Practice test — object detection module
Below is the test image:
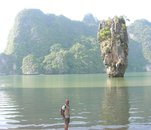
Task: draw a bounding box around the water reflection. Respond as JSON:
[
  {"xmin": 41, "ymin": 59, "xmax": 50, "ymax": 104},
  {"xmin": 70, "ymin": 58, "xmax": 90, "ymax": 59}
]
[
  {"xmin": 0, "ymin": 88, "xmax": 68, "ymax": 129},
  {"xmin": 1, "ymin": 73, "xmax": 151, "ymax": 129},
  {"xmin": 101, "ymin": 78, "xmax": 130, "ymax": 130},
  {"xmin": 0, "ymin": 90, "xmax": 22, "ymax": 129}
]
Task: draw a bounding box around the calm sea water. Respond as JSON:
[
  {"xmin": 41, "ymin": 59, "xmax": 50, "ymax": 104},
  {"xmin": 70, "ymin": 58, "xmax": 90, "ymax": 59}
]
[{"xmin": 0, "ymin": 72, "xmax": 151, "ymax": 130}]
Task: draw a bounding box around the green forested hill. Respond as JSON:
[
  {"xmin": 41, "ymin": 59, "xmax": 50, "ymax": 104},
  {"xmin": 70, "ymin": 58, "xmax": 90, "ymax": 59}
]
[
  {"xmin": 5, "ymin": 9, "xmax": 98, "ymax": 57},
  {"xmin": 128, "ymin": 19, "xmax": 151, "ymax": 64},
  {"xmin": 0, "ymin": 9, "xmax": 151, "ymax": 75},
  {"xmin": 2, "ymin": 9, "xmax": 103, "ymax": 74}
]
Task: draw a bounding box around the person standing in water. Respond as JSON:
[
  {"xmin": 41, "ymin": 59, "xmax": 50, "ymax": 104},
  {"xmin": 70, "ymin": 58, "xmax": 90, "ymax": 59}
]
[{"xmin": 60, "ymin": 99, "xmax": 70, "ymax": 130}]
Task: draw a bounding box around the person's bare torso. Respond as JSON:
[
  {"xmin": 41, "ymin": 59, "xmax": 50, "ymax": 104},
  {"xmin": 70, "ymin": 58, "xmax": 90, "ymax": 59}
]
[{"xmin": 64, "ymin": 105, "xmax": 70, "ymax": 118}]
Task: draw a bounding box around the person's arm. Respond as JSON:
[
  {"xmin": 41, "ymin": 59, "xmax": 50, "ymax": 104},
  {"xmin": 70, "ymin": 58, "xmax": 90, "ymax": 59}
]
[{"xmin": 61, "ymin": 105, "xmax": 66, "ymax": 119}]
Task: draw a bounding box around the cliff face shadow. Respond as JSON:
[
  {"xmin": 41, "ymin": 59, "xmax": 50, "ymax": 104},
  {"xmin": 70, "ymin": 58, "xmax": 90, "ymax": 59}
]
[{"xmin": 100, "ymin": 78, "xmax": 130, "ymax": 130}]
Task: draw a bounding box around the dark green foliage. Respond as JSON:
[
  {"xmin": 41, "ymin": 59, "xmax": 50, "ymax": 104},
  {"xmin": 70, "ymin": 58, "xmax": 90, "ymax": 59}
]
[
  {"xmin": 5, "ymin": 9, "xmax": 97, "ymax": 56},
  {"xmin": 22, "ymin": 54, "xmax": 40, "ymax": 74},
  {"xmin": 69, "ymin": 37, "xmax": 103, "ymax": 73},
  {"xmin": 99, "ymin": 27, "xmax": 111, "ymax": 41},
  {"xmin": 42, "ymin": 43, "xmax": 75, "ymax": 74},
  {"xmin": 3, "ymin": 9, "xmax": 102, "ymax": 74},
  {"xmin": 128, "ymin": 19, "xmax": 151, "ymax": 64},
  {"xmin": 127, "ymin": 39, "xmax": 148, "ymax": 71},
  {"xmin": 42, "ymin": 48, "xmax": 69, "ymax": 74},
  {"xmin": 1, "ymin": 9, "xmax": 151, "ymax": 74},
  {"xmin": 42, "ymin": 37, "xmax": 104, "ymax": 74}
]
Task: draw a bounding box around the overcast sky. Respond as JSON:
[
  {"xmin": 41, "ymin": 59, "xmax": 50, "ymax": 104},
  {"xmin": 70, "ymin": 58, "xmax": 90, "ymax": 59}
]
[{"xmin": 0, "ymin": 0, "xmax": 150, "ymax": 53}]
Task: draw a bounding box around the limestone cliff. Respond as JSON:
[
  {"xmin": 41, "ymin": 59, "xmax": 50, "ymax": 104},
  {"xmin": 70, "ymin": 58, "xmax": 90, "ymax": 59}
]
[{"xmin": 98, "ymin": 16, "xmax": 128, "ymax": 77}]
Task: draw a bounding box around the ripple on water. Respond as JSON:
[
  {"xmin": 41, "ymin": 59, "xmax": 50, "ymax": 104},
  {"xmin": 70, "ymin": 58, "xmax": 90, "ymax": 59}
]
[
  {"xmin": 70, "ymin": 121, "xmax": 87, "ymax": 125},
  {"xmin": 71, "ymin": 116, "xmax": 87, "ymax": 119},
  {"xmin": 78, "ymin": 111, "xmax": 91, "ymax": 114}
]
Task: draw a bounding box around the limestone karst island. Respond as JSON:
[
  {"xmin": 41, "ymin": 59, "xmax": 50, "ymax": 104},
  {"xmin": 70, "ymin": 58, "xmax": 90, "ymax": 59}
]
[{"xmin": 97, "ymin": 16, "xmax": 128, "ymax": 77}]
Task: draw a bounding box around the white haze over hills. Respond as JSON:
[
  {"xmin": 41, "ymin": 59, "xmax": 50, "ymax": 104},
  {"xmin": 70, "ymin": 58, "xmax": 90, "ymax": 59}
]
[{"xmin": 0, "ymin": 0, "xmax": 150, "ymax": 52}]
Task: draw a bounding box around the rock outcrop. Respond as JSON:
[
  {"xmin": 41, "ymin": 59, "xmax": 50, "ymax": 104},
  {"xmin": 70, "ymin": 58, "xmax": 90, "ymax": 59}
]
[{"xmin": 98, "ymin": 16, "xmax": 128, "ymax": 77}]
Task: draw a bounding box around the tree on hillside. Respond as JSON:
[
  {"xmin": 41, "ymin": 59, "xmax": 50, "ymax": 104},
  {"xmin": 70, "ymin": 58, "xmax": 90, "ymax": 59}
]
[
  {"xmin": 43, "ymin": 45, "xmax": 70, "ymax": 74},
  {"xmin": 22, "ymin": 54, "xmax": 40, "ymax": 74}
]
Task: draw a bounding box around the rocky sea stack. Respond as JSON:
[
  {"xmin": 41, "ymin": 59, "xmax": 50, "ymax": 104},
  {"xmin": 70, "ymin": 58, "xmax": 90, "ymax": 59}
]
[{"xmin": 98, "ymin": 16, "xmax": 128, "ymax": 77}]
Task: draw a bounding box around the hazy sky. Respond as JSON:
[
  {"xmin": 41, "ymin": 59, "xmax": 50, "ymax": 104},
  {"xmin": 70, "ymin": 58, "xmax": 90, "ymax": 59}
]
[{"xmin": 0, "ymin": 0, "xmax": 150, "ymax": 53}]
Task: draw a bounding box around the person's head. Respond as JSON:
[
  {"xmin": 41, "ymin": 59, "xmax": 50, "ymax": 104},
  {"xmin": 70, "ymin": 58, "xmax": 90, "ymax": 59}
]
[{"xmin": 65, "ymin": 99, "xmax": 69, "ymax": 105}]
